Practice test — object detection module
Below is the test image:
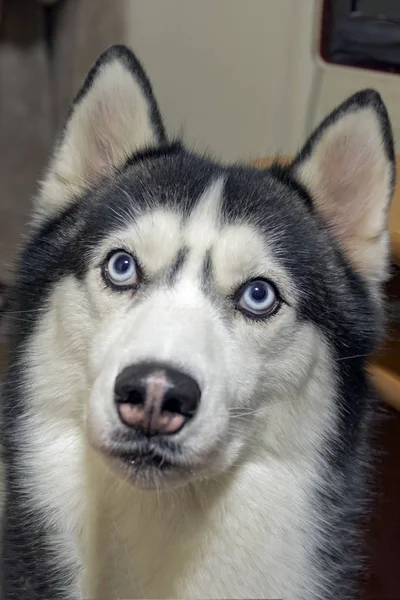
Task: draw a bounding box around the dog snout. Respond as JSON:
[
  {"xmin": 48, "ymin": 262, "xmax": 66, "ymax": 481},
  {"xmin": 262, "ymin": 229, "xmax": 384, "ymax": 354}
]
[{"xmin": 114, "ymin": 363, "xmax": 201, "ymax": 435}]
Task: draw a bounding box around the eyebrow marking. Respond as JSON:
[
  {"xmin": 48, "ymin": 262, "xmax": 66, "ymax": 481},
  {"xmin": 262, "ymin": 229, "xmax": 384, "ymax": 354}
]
[
  {"xmin": 166, "ymin": 247, "xmax": 189, "ymax": 285},
  {"xmin": 201, "ymin": 249, "xmax": 213, "ymax": 292}
]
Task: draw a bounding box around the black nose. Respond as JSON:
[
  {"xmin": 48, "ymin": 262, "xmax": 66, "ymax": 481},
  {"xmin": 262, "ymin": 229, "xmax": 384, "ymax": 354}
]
[{"xmin": 114, "ymin": 363, "xmax": 201, "ymax": 435}]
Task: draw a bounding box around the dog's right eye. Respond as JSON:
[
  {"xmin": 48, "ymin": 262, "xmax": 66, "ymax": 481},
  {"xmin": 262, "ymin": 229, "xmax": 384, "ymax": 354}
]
[{"xmin": 104, "ymin": 251, "xmax": 138, "ymax": 288}]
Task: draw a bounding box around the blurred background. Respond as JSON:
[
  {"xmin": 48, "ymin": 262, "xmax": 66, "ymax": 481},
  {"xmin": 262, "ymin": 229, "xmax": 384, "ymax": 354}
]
[
  {"xmin": 0, "ymin": 1, "xmax": 400, "ymax": 598},
  {"xmin": 2, "ymin": 0, "xmax": 400, "ymax": 281}
]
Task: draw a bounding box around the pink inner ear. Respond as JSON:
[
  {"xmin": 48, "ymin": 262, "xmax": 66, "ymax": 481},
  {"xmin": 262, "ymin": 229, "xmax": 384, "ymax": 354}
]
[
  {"xmin": 82, "ymin": 139, "xmax": 111, "ymax": 185},
  {"xmin": 294, "ymin": 100, "xmax": 393, "ymax": 283},
  {"xmin": 83, "ymin": 99, "xmax": 126, "ymax": 183},
  {"xmin": 317, "ymin": 129, "xmax": 386, "ymax": 241}
]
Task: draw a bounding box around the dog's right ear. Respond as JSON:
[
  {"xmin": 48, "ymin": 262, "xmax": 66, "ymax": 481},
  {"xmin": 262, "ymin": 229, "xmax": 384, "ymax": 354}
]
[{"xmin": 36, "ymin": 45, "xmax": 167, "ymax": 220}]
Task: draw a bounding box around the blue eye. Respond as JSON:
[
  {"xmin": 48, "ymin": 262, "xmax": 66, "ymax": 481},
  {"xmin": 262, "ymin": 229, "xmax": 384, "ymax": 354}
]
[
  {"xmin": 105, "ymin": 251, "xmax": 137, "ymax": 287},
  {"xmin": 238, "ymin": 280, "xmax": 279, "ymax": 316}
]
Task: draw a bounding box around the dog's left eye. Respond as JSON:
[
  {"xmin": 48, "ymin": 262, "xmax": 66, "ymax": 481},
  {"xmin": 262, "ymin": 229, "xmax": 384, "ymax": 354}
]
[
  {"xmin": 237, "ymin": 280, "xmax": 279, "ymax": 317},
  {"xmin": 104, "ymin": 251, "xmax": 138, "ymax": 287}
]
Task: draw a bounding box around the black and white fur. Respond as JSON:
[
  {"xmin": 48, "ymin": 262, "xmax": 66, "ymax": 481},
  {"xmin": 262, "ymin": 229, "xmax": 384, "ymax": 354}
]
[{"xmin": 0, "ymin": 45, "xmax": 395, "ymax": 599}]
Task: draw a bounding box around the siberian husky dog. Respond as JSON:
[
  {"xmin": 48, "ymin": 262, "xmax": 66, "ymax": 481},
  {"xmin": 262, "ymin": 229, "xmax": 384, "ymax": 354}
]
[{"xmin": 1, "ymin": 45, "xmax": 395, "ymax": 600}]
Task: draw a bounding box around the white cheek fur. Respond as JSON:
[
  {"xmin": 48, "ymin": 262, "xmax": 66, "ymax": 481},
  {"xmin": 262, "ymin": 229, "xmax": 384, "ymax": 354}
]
[{"xmin": 12, "ymin": 178, "xmax": 336, "ymax": 600}]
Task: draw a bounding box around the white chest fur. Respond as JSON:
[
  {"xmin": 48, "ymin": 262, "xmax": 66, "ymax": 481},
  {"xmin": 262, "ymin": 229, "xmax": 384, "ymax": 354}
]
[{"xmin": 81, "ymin": 449, "xmax": 321, "ymax": 600}]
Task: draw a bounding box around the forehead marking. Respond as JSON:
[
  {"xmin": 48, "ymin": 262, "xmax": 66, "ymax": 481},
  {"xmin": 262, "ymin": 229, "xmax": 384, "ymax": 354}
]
[
  {"xmin": 201, "ymin": 249, "xmax": 213, "ymax": 292},
  {"xmin": 182, "ymin": 178, "xmax": 225, "ymax": 280},
  {"xmin": 167, "ymin": 247, "xmax": 189, "ymax": 285}
]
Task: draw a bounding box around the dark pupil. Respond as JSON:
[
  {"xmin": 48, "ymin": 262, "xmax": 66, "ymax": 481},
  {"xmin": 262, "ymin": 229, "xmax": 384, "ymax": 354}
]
[
  {"xmin": 250, "ymin": 283, "xmax": 267, "ymax": 302},
  {"xmin": 115, "ymin": 255, "xmax": 131, "ymax": 274}
]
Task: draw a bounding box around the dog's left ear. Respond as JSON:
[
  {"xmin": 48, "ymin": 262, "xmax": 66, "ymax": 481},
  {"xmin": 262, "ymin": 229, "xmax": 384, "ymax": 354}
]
[
  {"xmin": 37, "ymin": 45, "xmax": 166, "ymax": 220},
  {"xmin": 291, "ymin": 90, "xmax": 395, "ymax": 285}
]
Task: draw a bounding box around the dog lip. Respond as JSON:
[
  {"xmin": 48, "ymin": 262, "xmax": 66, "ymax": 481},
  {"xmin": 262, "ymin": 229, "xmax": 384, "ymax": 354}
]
[
  {"xmin": 118, "ymin": 451, "xmax": 174, "ymax": 470},
  {"xmin": 96, "ymin": 438, "xmax": 203, "ymax": 488},
  {"xmin": 104, "ymin": 440, "xmax": 182, "ymax": 472}
]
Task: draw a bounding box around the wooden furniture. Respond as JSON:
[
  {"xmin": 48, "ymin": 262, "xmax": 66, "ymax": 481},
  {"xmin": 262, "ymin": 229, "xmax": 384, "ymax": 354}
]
[{"xmin": 255, "ymin": 157, "xmax": 400, "ymax": 412}]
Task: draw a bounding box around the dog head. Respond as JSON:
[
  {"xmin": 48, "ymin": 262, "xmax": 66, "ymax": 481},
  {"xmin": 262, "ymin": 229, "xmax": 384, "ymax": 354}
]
[{"xmin": 21, "ymin": 46, "xmax": 394, "ymax": 489}]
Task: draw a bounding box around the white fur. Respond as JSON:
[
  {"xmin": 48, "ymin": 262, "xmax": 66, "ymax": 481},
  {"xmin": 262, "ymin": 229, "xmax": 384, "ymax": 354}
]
[{"xmin": 19, "ymin": 179, "xmax": 337, "ymax": 599}]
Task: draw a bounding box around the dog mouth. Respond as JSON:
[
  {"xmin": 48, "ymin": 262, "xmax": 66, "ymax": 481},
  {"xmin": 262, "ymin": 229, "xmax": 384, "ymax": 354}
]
[
  {"xmin": 118, "ymin": 451, "xmax": 175, "ymax": 471},
  {"xmin": 99, "ymin": 439, "xmax": 191, "ymax": 488}
]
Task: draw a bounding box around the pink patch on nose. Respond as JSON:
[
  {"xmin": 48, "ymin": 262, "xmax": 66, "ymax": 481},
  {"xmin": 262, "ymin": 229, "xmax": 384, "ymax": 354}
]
[{"xmin": 118, "ymin": 370, "xmax": 187, "ymax": 435}]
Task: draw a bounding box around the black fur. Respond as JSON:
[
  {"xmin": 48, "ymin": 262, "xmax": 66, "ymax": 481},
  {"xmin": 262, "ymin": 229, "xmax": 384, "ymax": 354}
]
[
  {"xmin": 201, "ymin": 249, "xmax": 213, "ymax": 292},
  {"xmin": 125, "ymin": 141, "xmax": 183, "ymax": 168},
  {"xmin": 1, "ymin": 45, "xmax": 395, "ymax": 599},
  {"xmin": 0, "ymin": 281, "xmax": 8, "ymax": 316},
  {"xmin": 167, "ymin": 247, "xmax": 189, "ymax": 286}
]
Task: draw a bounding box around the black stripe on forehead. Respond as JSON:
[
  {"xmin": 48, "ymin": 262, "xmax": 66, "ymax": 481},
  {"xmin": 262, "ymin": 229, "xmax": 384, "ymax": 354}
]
[
  {"xmin": 166, "ymin": 246, "xmax": 213, "ymax": 292},
  {"xmin": 166, "ymin": 247, "xmax": 189, "ymax": 285}
]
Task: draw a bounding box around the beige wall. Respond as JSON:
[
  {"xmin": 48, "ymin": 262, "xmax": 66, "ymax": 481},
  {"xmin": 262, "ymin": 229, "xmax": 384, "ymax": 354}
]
[
  {"xmin": 310, "ymin": 60, "xmax": 400, "ymax": 153},
  {"xmin": 123, "ymin": 0, "xmax": 316, "ymax": 161},
  {"xmin": 122, "ymin": 0, "xmax": 400, "ymax": 160}
]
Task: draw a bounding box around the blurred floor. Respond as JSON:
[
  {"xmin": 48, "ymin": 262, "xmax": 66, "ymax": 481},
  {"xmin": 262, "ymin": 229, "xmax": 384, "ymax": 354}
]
[{"xmin": 363, "ymin": 406, "xmax": 400, "ymax": 599}]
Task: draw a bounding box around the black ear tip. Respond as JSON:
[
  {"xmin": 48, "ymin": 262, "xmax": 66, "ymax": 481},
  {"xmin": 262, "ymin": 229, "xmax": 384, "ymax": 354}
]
[
  {"xmin": 291, "ymin": 86, "xmax": 395, "ymax": 176},
  {"xmin": 350, "ymin": 88, "xmax": 382, "ymax": 103},
  {"xmin": 69, "ymin": 43, "xmax": 167, "ymax": 147},
  {"xmin": 89, "ymin": 44, "xmax": 144, "ymax": 74},
  {"xmin": 96, "ymin": 44, "xmax": 138, "ymax": 65},
  {"xmin": 346, "ymin": 88, "xmax": 386, "ymax": 111},
  {"xmin": 348, "ymin": 89, "xmax": 394, "ymax": 167},
  {"xmin": 72, "ymin": 43, "xmax": 153, "ymax": 114}
]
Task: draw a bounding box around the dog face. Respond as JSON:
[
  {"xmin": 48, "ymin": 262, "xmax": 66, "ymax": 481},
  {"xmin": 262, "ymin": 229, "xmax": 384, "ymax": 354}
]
[{"xmin": 19, "ymin": 46, "xmax": 394, "ymax": 489}]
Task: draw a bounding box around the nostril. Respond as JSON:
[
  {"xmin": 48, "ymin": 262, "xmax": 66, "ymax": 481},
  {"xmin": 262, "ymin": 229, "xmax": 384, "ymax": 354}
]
[
  {"xmin": 126, "ymin": 389, "xmax": 144, "ymax": 406},
  {"xmin": 115, "ymin": 387, "xmax": 144, "ymax": 405},
  {"xmin": 162, "ymin": 394, "xmax": 182, "ymax": 415},
  {"xmin": 162, "ymin": 393, "xmax": 198, "ymax": 418}
]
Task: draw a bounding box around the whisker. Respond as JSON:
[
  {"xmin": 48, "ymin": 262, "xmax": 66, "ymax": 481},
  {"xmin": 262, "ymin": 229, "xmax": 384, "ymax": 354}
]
[{"xmin": 335, "ymin": 354, "xmax": 370, "ymax": 362}]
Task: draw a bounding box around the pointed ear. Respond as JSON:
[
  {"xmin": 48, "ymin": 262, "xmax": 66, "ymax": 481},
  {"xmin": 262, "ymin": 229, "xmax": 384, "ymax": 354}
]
[
  {"xmin": 291, "ymin": 90, "xmax": 395, "ymax": 286},
  {"xmin": 37, "ymin": 45, "xmax": 167, "ymax": 219}
]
